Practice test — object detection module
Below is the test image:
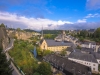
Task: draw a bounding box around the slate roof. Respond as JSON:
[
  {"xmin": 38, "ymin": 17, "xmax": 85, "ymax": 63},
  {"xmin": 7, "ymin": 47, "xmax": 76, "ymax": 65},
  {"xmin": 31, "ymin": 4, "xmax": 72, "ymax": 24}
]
[
  {"xmin": 66, "ymin": 47, "xmax": 73, "ymax": 51},
  {"xmin": 45, "ymin": 39, "xmax": 73, "ymax": 47},
  {"xmin": 81, "ymin": 47, "xmax": 94, "ymax": 53},
  {"xmin": 90, "ymin": 52, "xmax": 100, "ymax": 59},
  {"xmin": 68, "ymin": 51, "xmax": 97, "ymax": 63},
  {"xmin": 67, "ymin": 47, "xmax": 81, "ymax": 53},
  {"xmin": 81, "ymin": 41, "xmax": 96, "ymax": 45},
  {"xmin": 43, "ymin": 54, "xmax": 92, "ymax": 75}
]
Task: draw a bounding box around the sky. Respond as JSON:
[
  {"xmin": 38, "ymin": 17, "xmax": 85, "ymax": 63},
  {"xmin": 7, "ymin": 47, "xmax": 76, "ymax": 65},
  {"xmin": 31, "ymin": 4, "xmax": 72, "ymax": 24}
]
[{"xmin": 0, "ymin": 0, "xmax": 100, "ymax": 30}]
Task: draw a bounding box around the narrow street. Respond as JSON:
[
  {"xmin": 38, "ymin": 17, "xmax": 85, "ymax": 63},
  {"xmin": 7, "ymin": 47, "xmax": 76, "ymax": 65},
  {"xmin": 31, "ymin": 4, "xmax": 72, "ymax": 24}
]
[{"xmin": 4, "ymin": 39, "xmax": 21, "ymax": 75}]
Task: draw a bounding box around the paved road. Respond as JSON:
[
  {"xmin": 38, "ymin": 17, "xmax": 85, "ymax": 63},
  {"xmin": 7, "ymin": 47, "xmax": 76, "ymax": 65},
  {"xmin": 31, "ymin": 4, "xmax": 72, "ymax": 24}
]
[{"xmin": 4, "ymin": 39, "xmax": 21, "ymax": 75}]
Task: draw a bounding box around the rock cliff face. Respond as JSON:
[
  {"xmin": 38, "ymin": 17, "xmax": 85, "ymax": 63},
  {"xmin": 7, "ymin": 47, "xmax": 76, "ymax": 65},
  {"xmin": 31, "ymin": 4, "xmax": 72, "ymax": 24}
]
[
  {"xmin": 7, "ymin": 30, "xmax": 33, "ymax": 40},
  {"xmin": 15, "ymin": 31, "xmax": 33, "ymax": 40},
  {"xmin": 0, "ymin": 27, "xmax": 9, "ymax": 50}
]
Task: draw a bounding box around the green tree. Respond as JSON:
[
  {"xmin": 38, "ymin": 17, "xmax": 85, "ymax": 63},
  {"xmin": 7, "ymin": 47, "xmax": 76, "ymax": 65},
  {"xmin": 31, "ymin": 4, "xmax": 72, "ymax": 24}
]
[
  {"xmin": 80, "ymin": 30, "xmax": 88, "ymax": 38},
  {"xmin": 79, "ymin": 36, "xmax": 84, "ymax": 42},
  {"xmin": 44, "ymin": 34, "xmax": 57, "ymax": 39},
  {"xmin": 37, "ymin": 47, "xmax": 42, "ymax": 56},
  {"xmin": 43, "ymin": 50, "xmax": 52, "ymax": 56},
  {"xmin": 0, "ymin": 23, "xmax": 5, "ymax": 27},
  {"xmin": 93, "ymin": 27, "xmax": 100, "ymax": 42},
  {"xmin": 94, "ymin": 27, "xmax": 100, "ymax": 38},
  {"xmin": 0, "ymin": 48, "xmax": 13, "ymax": 75},
  {"xmin": 33, "ymin": 72, "xmax": 40, "ymax": 75},
  {"xmin": 60, "ymin": 49, "xmax": 66, "ymax": 56},
  {"xmin": 16, "ymin": 28, "xmax": 21, "ymax": 31},
  {"xmin": 76, "ymin": 45, "xmax": 81, "ymax": 49},
  {"xmin": 37, "ymin": 62, "xmax": 52, "ymax": 75}
]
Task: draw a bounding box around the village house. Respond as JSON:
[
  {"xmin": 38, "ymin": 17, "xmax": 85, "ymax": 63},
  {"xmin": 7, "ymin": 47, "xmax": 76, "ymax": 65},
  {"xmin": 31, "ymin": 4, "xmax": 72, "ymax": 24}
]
[{"xmin": 80, "ymin": 41, "xmax": 96, "ymax": 49}]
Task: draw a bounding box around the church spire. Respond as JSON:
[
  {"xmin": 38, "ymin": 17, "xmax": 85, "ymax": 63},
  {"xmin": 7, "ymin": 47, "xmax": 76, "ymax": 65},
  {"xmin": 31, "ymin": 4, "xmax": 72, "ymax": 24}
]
[{"xmin": 41, "ymin": 25, "xmax": 44, "ymax": 39}]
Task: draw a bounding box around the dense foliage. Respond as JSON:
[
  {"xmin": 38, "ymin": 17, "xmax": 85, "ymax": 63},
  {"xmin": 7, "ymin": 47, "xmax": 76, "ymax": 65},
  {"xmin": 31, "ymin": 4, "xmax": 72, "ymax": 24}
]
[
  {"xmin": 9, "ymin": 40, "xmax": 53, "ymax": 75},
  {"xmin": 0, "ymin": 23, "xmax": 5, "ymax": 27},
  {"xmin": 9, "ymin": 40, "xmax": 38, "ymax": 75},
  {"xmin": 40, "ymin": 30, "xmax": 63, "ymax": 34},
  {"xmin": 36, "ymin": 47, "xmax": 53, "ymax": 57},
  {"xmin": 44, "ymin": 34, "xmax": 57, "ymax": 39},
  {"xmin": 74, "ymin": 27, "xmax": 100, "ymax": 42},
  {"xmin": 0, "ymin": 48, "xmax": 13, "ymax": 75},
  {"xmin": 24, "ymin": 29, "xmax": 37, "ymax": 32},
  {"xmin": 60, "ymin": 49, "xmax": 66, "ymax": 56},
  {"xmin": 37, "ymin": 62, "xmax": 52, "ymax": 75}
]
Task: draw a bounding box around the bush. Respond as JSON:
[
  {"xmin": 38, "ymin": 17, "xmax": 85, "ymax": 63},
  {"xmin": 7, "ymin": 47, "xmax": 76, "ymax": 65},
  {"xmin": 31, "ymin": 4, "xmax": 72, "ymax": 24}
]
[
  {"xmin": 37, "ymin": 62, "xmax": 52, "ymax": 75},
  {"xmin": 33, "ymin": 72, "xmax": 40, "ymax": 75}
]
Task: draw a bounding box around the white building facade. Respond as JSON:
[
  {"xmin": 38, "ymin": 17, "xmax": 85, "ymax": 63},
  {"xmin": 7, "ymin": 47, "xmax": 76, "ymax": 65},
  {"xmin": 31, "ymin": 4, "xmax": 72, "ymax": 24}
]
[{"xmin": 68, "ymin": 58, "xmax": 98, "ymax": 72}]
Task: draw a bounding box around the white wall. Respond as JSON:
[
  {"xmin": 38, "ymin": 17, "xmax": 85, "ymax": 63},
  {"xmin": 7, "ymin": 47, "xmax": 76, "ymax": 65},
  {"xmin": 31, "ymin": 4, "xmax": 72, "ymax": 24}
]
[
  {"xmin": 81, "ymin": 44, "xmax": 96, "ymax": 49},
  {"xmin": 97, "ymin": 59, "xmax": 100, "ymax": 64},
  {"xmin": 68, "ymin": 58, "xmax": 98, "ymax": 72}
]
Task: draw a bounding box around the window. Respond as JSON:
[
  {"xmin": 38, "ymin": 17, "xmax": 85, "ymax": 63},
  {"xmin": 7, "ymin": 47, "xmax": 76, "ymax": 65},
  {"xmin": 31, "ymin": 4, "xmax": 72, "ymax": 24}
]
[
  {"xmin": 44, "ymin": 46, "xmax": 45, "ymax": 49},
  {"xmin": 93, "ymin": 64, "xmax": 95, "ymax": 66},
  {"xmin": 93, "ymin": 68, "xmax": 95, "ymax": 71}
]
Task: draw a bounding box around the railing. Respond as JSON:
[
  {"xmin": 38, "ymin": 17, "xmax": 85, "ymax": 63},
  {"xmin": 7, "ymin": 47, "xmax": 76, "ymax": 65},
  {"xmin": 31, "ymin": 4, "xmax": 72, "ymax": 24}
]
[{"xmin": 9, "ymin": 54, "xmax": 25, "ymax": 75}]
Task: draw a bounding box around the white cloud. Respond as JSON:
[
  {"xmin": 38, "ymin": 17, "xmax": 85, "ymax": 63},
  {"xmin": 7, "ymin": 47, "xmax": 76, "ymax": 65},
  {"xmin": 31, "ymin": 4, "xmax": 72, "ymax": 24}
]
[
  {"xmin": 85, "ymin": 13, "xmax": 100, "ymax": 18},
  {"xmin": 77, "ymin": 19, "xmax": 87, "ymax": 23},
  {"xmin": 0, "ymin": 11, "xmax": 100, "ymax": 30},
  {"xmin": 0, "ymin": 11, "xmax": 73, "ymax": 30}
]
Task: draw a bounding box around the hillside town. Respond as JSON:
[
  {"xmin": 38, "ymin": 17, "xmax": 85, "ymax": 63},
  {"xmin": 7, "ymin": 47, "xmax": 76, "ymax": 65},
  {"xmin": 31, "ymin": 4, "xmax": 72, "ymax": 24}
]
[
  {"xmin": 0, "ymin": 23, "xmax": 100, "ymax": 75},
  {"xmin": 39, "ymin": 30, "xmax": 100, "ymax": 75}
]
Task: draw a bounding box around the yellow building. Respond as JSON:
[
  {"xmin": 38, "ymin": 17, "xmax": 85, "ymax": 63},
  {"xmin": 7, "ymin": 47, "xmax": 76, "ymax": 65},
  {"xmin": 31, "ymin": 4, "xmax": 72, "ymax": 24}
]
[{"xmin": 40, "ymin": 39, "xmax": 73, "ymax": 52}]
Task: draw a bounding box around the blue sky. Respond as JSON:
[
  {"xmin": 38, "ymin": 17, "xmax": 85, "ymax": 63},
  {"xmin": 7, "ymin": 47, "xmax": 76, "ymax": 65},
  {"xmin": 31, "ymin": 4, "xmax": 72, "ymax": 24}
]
[{"xmin": 0, "ymin": 0, "xmax": 100, "ymax": 30}]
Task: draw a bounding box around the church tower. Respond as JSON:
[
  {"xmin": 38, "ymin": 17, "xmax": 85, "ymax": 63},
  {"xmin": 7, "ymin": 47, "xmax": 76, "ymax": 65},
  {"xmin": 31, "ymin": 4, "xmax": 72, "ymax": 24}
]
[{"xmin": 62, "ymin": 30, "xmax": 66, "ymax": 41}]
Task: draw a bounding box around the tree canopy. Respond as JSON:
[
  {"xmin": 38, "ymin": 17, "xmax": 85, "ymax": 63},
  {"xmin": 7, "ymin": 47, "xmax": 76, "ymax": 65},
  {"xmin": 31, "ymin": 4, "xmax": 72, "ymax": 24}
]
[
  {"xmin": 94, "ymin": 27, "xmax": 100, "ymax": 38},
  {"xmin": 0, "ymin": 23, "xmax": 5, "ymax": 27},
  {"xmin": 37, "ymin": 62, "xmax": 52, "ymax": 75}
]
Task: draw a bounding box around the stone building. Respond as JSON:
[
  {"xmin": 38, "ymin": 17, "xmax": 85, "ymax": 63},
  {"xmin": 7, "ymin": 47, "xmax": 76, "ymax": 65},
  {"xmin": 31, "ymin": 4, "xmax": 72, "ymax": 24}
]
[
  {"xmin": 43, "ymin": 54, "xmax": 92, "ymax": 75},
  {"xmin": 68, "ymin": 51, "xmax": 98, "ymax": 72},
  {"xmin": 39, "ymin": 39, "xmax": 73, "ymax": 52}
]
